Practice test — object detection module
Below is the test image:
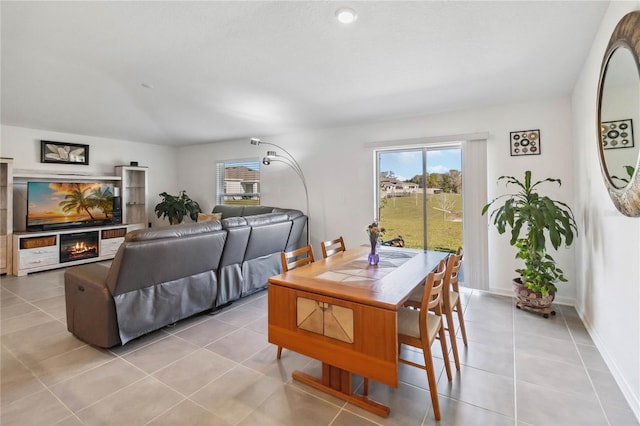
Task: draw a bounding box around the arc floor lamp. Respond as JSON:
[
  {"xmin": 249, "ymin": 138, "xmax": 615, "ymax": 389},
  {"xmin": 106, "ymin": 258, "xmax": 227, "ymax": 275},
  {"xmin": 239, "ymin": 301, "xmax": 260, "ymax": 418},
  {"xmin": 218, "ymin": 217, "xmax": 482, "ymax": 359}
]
[{"xmin": 250, "ymin": 138, "xmax": 310, "ymax": 243}]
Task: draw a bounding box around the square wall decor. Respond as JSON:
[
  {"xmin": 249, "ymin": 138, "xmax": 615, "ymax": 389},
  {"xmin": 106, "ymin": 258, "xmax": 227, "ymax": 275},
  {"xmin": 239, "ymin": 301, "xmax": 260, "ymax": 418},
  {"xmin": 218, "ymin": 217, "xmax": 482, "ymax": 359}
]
[
  {"xmin": 601, "ymin": 119, "xmax": 634, "ymax": 150},
  {"xmin": 510, "ymin": 129, "xmax": 541, "ymax": 156}
]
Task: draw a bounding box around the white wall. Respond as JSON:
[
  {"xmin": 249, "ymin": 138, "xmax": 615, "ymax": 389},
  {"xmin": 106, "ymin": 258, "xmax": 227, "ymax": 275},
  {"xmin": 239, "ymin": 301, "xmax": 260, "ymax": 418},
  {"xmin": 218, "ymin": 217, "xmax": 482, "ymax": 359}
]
[
  {"xmin": 2, "ymin": 6, "xmax": 637, "ymax": 414},
  {"xmin": 572, "ymin": 2, "xmax": 640, "ymax": 419},
  {"xmin": 177, "ymin": 96, "xmax": 576, "ymax": 302},
  {"xmin": 0, "ymin": 125, "xmax": 179, "ymax": 228}
]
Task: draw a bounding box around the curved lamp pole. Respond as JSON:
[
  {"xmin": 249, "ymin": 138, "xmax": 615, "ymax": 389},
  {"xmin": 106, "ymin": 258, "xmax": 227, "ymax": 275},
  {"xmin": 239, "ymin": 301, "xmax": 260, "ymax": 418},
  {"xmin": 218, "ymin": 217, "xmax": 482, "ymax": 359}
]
[{"xmin": 251, "ymin": 138, "xmax": 310, "ymax": 243}]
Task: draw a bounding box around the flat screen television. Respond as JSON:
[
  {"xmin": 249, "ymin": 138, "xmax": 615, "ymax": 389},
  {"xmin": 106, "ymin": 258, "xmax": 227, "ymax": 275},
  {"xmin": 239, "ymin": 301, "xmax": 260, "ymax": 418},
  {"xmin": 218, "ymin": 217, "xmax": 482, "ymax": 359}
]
[{"xmin": 27, "ymin": 181, "xmax": 115, "ymax": 231}]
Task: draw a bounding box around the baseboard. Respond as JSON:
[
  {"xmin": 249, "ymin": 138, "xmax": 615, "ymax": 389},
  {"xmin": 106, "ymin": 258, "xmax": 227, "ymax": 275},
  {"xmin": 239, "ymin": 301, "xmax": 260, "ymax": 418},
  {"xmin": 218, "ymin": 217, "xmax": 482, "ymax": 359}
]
[{"xmin": 576, "ymin": 306, "xmax": 640, "ymax": 423}]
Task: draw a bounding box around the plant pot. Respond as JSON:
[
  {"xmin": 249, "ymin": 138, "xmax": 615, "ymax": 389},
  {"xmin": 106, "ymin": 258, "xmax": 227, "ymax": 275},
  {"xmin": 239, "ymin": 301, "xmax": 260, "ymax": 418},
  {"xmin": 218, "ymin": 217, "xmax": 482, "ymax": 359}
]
[{"xmin": 512, "ymin": 278, "xmax": 555, "ymax": 309}]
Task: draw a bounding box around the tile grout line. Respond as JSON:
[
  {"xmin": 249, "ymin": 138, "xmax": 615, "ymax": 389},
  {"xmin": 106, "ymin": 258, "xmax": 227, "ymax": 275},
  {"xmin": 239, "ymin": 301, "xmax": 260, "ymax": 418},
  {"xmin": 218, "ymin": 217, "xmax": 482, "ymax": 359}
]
[
  {"xmin": 560, "ymin": 307, "xmax": 612, "ymax": 426},
  {"xmin": 2, "ymin": 333, "xmax": 87, "ymax": 424},
  {"xmin": 141, "ymin": 305, "xmax": 298, "ymax": 425}
]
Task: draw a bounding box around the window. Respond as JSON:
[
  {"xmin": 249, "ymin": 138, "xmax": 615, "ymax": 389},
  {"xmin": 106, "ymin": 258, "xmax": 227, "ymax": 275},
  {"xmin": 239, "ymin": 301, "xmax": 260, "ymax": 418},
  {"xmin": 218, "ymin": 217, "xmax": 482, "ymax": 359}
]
[
  {"xmin": 376, "ymin": 146, "xmax": 463, "ymax": 252},
  {"xmin": 216, "ymin": 159, "xmax": 260, "ymax": 205},
  {"xmin": 371, "ymin": 134, "xmax": 489, "ymax": 290}
]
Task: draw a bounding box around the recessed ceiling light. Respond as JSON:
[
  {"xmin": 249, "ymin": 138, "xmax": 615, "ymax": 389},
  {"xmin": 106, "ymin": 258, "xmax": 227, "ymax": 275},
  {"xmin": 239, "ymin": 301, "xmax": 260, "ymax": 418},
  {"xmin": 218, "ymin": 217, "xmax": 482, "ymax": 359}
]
[{"xmin": 335, "ymin": 7, "xmax": 357, "ymax": 24}]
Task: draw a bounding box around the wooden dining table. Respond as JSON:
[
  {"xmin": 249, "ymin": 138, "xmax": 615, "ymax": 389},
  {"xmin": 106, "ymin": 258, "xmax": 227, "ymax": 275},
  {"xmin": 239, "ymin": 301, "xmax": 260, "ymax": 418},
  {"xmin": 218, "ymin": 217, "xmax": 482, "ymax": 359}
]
[{"xmin": 267, "ymin": 245, "xmax": 448, "ymax": 417}]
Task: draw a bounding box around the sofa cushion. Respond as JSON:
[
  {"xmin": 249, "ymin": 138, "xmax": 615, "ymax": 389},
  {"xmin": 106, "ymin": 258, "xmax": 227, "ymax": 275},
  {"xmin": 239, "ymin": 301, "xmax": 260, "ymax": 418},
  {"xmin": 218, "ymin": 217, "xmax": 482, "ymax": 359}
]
[
  {"xmin": 242, "ymin": 205, "xmax": 275, "ymax": 216},
  {"xmin": 125, "ymin": 221, "xmax": 222, "ymax": 242},
  {"xmin": 243, "ymin": 212, "xmax": 289, "ymax": 226},
  {"xmin": 221, "ymin": 216, "xmax": 248, "ymax": 228},
  {"xmin": 244, "ymin": 214, "xmax": 292, "ymax": 259},
  {"xmin": 273, "ymin": 208, "xmax": 304, "ymax": 220}
]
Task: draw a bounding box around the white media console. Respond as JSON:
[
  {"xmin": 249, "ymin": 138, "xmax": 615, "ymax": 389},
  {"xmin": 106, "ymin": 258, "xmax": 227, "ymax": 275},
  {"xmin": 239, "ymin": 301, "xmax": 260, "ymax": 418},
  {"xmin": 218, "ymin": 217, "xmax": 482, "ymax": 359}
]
[{"xmin": 12, "ymin": 223, "xmax": 145, "ymax": 276}]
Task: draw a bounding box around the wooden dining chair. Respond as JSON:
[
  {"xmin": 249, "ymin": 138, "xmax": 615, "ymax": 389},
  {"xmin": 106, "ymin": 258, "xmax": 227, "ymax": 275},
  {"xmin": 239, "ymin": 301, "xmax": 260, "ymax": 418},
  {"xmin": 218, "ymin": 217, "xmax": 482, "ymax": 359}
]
[
  {"xmin": 277, "ymin": 244, "xmax": 315, "ymax": 359},
  {"xmin": 448, "ymin": 247, "xmax": 468, "ymax": 347},
  {"xmin": 281, "ymin": 244, "xmax": 315, "ymax": 272},
  {"xmin": 403, "ymin": 247, "xmax": 467, "ymax": 371},
  {"xmin": 320, "ymin": 236, "xmax": 346, "ymax": 258},
  {"xmin": 397, "ymin": 259, "xmax": 452, "ymax": 421}
]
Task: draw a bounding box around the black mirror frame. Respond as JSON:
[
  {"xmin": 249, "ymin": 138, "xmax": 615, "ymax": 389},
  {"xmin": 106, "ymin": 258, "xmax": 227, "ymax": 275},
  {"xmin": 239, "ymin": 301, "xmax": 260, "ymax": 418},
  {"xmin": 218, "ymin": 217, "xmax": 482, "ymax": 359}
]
[{"xmin": 597, "ymin": 11, "xmax": 640, "ymax": 216}]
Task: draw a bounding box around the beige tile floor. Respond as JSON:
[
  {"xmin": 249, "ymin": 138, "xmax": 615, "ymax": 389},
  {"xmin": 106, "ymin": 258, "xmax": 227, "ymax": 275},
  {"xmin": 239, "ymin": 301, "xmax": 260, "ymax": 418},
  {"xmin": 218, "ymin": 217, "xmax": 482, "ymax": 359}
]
[{"xmin": 1, "ymin": 265, "xmax": 638, "ymax": 426}]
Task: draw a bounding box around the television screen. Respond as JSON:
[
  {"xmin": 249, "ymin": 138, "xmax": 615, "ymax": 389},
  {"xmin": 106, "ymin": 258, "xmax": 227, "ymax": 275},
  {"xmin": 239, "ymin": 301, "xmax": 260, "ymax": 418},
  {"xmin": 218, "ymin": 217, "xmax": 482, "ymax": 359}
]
[{"xmin": 27, "ymin": 182, "xmax": 115, "ymax": 230}]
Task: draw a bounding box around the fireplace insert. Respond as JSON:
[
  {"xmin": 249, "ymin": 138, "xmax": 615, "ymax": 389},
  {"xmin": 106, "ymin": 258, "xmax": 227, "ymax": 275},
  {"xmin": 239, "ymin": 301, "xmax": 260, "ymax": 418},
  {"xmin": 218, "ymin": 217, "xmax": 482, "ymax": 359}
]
[{"xmin": 60, "ymin": 231, "xmax": 99, "ymax": 263}]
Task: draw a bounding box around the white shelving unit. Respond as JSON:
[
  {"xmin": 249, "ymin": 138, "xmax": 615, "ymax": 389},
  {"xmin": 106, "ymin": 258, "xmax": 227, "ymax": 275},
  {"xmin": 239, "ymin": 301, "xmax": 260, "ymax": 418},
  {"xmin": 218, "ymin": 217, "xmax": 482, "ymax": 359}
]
[
  {"xmin": 115, "ymin": 166, "xmax": 148, "ymax": 226},
  {"xmin": 1, "ymin": 158, "xmax": 14, "ymax": 275}
]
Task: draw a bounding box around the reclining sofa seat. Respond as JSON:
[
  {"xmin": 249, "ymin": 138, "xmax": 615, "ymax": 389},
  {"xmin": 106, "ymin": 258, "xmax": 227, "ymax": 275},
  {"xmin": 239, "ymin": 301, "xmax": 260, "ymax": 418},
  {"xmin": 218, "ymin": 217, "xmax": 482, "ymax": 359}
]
[
  {"xmin": 212, "ymin": 205, "xmax": 307, "ymax": 306},
  {"xmin": 216, "ymin": 216, "xmax": 250, "ymax": 305},
  {"xmin": 212, "ymin": 205, "xmax": 307, "ymax": 251},
  {"xmin": 65, "ymin": 221, "xmax": 226, "ymax": 348},
  {"xmin": 242, "ymin": 212, "xmax": 292, "ymax": 295}
]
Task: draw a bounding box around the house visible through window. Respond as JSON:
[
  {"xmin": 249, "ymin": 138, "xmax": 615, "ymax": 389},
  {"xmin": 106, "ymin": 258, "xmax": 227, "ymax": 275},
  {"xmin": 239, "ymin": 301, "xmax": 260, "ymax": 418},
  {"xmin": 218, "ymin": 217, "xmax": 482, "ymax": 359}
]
[{"xmin": 216, "ymin": 160, "xmax": 260, "ymax": 205}]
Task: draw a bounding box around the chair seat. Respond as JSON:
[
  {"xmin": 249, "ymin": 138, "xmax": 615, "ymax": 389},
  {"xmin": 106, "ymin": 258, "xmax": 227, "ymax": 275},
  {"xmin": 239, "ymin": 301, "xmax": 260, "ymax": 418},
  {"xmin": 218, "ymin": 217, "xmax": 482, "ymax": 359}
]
[{"xmin": 398, "ymin": 306, "xmax": 441, "ymax": 340}]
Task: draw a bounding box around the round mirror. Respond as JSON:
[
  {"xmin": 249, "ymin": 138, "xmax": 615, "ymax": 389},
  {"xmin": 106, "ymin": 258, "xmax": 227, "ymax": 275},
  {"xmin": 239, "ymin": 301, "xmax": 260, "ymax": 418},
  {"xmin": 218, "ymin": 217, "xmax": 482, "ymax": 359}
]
[
  {"xmin": 600, "ymin": 47, "xmax": 639, "ymax": 189},
  {"xmin": 597, "ymin": 11, "xmax": 640, "ymax": 216}
]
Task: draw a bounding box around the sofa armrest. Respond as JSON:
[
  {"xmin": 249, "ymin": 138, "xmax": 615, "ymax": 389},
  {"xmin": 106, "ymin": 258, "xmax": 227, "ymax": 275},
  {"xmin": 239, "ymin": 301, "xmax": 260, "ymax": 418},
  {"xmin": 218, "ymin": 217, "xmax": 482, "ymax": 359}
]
[
  {"xmin": 65, "ymin": 264, "xmax": 121, "ymax": 348},
  {"xmin": 65, "ymin": 263, "xmax": 110, "ymax": 291}
]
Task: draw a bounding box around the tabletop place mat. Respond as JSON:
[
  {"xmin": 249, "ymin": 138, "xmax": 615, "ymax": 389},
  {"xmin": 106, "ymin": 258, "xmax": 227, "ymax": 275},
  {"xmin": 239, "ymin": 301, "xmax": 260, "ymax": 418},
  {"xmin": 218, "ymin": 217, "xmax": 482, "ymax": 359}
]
[{"xmin": 315, "ymin": 248, "xmax": 417, "ymax": 285}]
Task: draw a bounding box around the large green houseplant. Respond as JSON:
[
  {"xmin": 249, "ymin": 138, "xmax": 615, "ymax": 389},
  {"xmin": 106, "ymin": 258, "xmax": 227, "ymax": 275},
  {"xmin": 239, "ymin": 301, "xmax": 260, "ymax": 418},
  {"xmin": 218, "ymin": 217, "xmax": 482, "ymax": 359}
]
[
  {"xmin": 482, "ymin": 171, "xmax": 577, "ymax": 303},
  {"xmin": 154, "ymin": 190, "xmax": 202, "ymax": 225}
]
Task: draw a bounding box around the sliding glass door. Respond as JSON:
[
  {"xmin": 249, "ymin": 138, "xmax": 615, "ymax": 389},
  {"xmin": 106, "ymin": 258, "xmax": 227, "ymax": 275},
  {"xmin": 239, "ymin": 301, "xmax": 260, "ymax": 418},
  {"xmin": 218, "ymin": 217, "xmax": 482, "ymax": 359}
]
[{"xmin": 376, "ymin": 146, "xmax": 462, "ymax": 253}]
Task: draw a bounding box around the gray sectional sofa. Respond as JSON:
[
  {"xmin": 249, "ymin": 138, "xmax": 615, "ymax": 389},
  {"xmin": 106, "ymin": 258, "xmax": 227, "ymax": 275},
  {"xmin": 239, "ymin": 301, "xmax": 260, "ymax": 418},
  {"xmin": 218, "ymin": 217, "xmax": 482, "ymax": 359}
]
[{"xmin": 64, "ymin": 206, "xmax": 307, "ymax": 348}]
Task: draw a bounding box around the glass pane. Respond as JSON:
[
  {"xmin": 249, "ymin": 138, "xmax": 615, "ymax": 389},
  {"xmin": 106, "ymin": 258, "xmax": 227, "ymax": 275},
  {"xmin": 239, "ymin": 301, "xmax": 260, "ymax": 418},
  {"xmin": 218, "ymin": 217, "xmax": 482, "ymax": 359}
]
[
  {"xmin": 425, "ymin": 148, "xmax": 462, "ymax": 252},
  {"xmin": 378, "ymin": 150, "xmax": 423, "ymax": 249},
  {"xmin": 377, "ymin": 147, "xmax": 462, "ymax": 252},
  {"xmin": 223, "ymin": 161, "xmax": 260, "ymax": 205}
]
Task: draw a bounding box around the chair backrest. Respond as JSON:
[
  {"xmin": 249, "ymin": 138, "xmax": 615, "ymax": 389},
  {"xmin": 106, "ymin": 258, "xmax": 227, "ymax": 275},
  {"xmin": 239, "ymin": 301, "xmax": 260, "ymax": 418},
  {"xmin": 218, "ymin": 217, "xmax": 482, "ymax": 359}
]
[
  {"xmin": 281, "ymin": 244, "xmax": 315, "ymax": 272},
  {"xmin": 447, "ymin": 248, "xmax": 463, "ymax": 295},
  {"xmin": 419, "ymin": 259, "xmax": 447, "ymax": 332},
  {"xmin": 442, "ymin": 252, "xmax": 462, "ymax": 298},
  {"xmin": 320, "ymin": 236, "xmax": 346, "ymax": 258}
]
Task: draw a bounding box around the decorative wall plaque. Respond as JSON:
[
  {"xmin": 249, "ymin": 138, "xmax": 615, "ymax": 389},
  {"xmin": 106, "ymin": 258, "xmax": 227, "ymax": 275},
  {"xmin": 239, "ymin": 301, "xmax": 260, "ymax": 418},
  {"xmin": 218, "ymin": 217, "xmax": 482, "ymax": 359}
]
[
  {"xmin": 510, "ymin": 129, "xmax": 541, "ymax": 156},
  {"xmin": 601, "ymin": 119, "xmax": 634, "ymax": 149},
  {"xmin": 41, "ymin": 141, "xmax": 89, "ymax": 165}
]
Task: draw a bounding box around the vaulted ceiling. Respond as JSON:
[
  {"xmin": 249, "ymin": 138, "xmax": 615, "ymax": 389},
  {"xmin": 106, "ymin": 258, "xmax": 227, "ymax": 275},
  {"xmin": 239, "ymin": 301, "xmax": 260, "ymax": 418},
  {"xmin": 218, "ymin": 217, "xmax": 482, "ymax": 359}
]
[{"xmin": 1, "ymin": 1, "xmax": 609, "ymax": 146}]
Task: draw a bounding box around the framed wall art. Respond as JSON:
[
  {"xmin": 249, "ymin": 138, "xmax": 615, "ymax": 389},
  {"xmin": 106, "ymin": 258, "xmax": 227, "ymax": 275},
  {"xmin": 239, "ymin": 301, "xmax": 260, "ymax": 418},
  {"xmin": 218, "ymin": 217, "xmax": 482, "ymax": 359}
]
[
  {"xmin": 601, "ymin": 119, "xmax": 634, "ymax": 150},
  {"xmin": 41, "ymin": 141, "xmax": 89, "ymax": 165},
  {"xmin": 510, "ymin": 129, "xmax": 541, "ymax": 156}
]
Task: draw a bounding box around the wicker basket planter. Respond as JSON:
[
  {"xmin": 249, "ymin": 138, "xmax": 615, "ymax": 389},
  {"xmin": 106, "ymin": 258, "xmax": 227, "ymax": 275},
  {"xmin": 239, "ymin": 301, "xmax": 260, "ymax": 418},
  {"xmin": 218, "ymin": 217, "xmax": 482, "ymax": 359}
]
[{"xmin": 513, "ymin": 278, "xmax": 555, "ymax": 309}]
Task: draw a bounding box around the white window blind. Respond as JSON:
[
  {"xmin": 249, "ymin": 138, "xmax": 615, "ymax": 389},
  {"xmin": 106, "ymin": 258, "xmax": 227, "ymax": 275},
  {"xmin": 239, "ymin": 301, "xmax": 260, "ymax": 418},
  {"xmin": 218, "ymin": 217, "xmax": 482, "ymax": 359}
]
[
  {"xmin": 216, "ymin": 159, "xmax": 260, "ymax": 205},
  {"xmin": 461, "ymin": 139, "xmax": 489, "ymax": 290}
]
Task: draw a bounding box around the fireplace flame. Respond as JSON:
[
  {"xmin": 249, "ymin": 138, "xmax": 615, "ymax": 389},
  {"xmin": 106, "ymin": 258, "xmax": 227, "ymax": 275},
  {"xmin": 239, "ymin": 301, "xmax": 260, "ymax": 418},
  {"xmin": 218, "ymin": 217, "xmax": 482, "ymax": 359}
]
[
  {"xmin": 60, "ymin": 233, "xmax": 99, "ymax": 263},
  {"xmin": 74, "ymin": 242, "xmax": 86, "ymax": 252},
  {"xmin": 71, "ymin": 241, "xmax": 89, "ymax": 254}
]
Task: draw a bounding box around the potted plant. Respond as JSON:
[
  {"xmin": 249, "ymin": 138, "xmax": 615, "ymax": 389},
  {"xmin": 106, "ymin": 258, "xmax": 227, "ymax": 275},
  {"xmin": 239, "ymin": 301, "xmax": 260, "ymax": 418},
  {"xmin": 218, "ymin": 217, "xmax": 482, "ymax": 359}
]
[
  {"xmin": 154, "ymin": 190, "xmax": 202, "ymax": 225},
  {"xmin": 482, "ymin": 170, "xmax": 577, "ymax": 310}
]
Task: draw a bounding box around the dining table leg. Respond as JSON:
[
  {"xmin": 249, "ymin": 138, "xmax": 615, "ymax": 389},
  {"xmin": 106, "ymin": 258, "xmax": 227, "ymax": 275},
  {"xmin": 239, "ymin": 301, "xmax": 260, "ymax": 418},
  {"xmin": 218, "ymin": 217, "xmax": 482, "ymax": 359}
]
[{"xmin": 292, "ymin": 363, "xmax": 390, "ymax": 418}]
